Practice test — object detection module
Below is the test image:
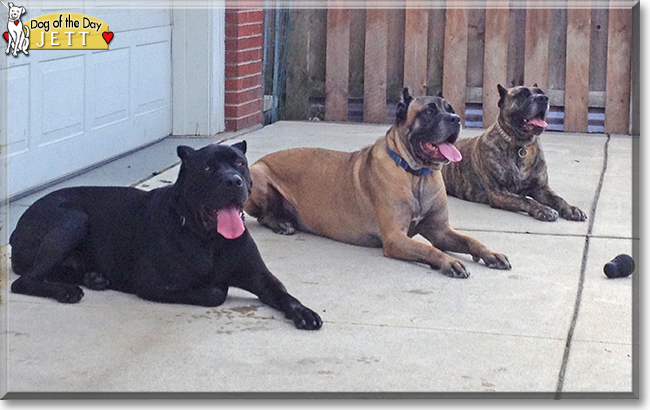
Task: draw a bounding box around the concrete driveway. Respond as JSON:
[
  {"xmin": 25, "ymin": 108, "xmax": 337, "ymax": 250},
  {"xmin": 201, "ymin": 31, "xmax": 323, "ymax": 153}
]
[{"xmin": 1, "ymin": 121, "xmax": 638, "ymax": 398}]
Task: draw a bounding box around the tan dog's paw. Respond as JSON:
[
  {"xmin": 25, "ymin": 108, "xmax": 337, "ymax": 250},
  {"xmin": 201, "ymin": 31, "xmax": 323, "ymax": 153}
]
[
  {"xmin": 530, "ymin": 205, "xmax": 559, "ymax": 222},
  {"xmin": 474, "ymin": 252, "xmax": 511, "ymax": 270},
  {"xmin": 439, "ymin": 259, "xmax": 470, "ymax": 279},
  {"xmin": 560, "ymin": 205, "xmax": 587, "ymax": 221}
]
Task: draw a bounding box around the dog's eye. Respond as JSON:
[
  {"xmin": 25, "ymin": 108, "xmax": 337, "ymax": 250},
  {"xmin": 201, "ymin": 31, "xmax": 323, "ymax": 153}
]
[
  {"xmin": 204, "ymin": 165, "xmax": 211, "ymax": 172},
  {"xmin": 235, "ymin": 160, "xmax": 245, "ymax": 167},
  {"xmin": 518, "ymin": 89, "xmax": 531, "ymax": 98}
]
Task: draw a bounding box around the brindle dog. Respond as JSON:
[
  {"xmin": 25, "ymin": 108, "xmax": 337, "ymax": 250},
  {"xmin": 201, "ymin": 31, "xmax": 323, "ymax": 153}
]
[{"xmin": 442, "ymin": 84, "xmax": 587, "ymax": 222}]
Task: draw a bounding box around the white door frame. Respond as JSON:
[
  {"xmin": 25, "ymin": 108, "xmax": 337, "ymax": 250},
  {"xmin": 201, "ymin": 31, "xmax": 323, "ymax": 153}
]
[{"xmin": 171, "ymin": 5, "xmax": 225, "ymax": 136}]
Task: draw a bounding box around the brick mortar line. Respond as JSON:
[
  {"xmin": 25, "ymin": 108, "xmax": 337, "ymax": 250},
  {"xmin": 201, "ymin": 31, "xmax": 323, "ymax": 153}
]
[
  {"xmin": 226, "ymin": 72, "xmax": 263, "ymax": 80},
  {"xmin": 225, "ymin": 111, "xmax": 263, "ymax": 121},
  {"xmin": 225, "ymin": 85, "xmax": 263, "ymax": 94},
  {"xmin": 225, "ymin": 59, "xmax": 263, "ymax": 67},
  {"xmin": 226, "ymin": 46, "xmax": 263, "ymax": 53},
  {"xmin": 225, "ymin": 33, "xmax": 264, "ymax": 40},
  {"xmin": 225, "ymin": 98, "xmax": 263, "ymax": 108}
]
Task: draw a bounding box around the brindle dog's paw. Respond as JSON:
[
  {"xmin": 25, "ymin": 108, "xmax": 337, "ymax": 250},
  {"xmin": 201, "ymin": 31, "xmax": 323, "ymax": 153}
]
[
  {"xmin": 474, "ymin": 252, "xmax": 511, "ymax": 270},
  {"xmin": 439, "ymin": 260, "xmax": 470, "ymax": 279},
  {"xmin": 83, "ymin": 271, "xmax": 110, "ymax": 290},
  {"xmin": 530, "ymin": 205, "xmax": 559, "ymax": 222},
  {"xmin": 287, "ymin": 305, "xmax": 323, "ymax": 330},
  {"xmin": 55, "ymin": 284, "xmax": 85, "ymax": 303},
  {"xmin": 560, "ymin": 205, "xmax": 587, "ymax": 221}
]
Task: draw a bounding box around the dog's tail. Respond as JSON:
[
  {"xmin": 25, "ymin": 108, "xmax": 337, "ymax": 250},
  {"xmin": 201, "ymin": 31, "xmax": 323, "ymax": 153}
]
[{"xmin": 23, "ymin": 25, "xmax": 29, "ymax": 39}]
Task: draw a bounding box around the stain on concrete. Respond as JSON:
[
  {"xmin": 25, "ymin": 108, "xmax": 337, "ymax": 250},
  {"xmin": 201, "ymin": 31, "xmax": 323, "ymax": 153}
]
[{"xmin": 407, "ymin": 289, "xmax": 432, "ymax": 295}]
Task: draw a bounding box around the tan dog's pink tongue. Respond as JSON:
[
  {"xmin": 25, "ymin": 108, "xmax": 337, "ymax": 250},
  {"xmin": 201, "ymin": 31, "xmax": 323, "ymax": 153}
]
[
  {"xmin": 529, "ymin": 118, "xmax": 548, "ymax": 129},
  {"xmin": 217, "ymin": 207, "xmax": 245, "ymax": 239},
  {"xmin": 437, "ymin": 143, "xmax": 463, "ymax": 162}
]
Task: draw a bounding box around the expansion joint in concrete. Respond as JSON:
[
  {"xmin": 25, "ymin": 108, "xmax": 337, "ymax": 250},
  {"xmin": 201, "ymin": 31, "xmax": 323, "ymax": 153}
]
[{"xmin": 554, "ymin": 133, "xmax": 611, "ymax": 398}]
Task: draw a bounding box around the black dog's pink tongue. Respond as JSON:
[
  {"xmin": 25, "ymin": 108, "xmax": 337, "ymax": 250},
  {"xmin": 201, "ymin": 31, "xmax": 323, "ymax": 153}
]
[
  {"xmin": 217, "ymin": 207, "xmax": 245, "ymax": 239},
  {"xmin": 437, "ymin": 142, "xmax": 463, "ymax": 162}
]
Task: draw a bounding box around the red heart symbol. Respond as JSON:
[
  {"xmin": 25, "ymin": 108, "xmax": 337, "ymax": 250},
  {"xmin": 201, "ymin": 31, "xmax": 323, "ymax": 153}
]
[
  {"xmin": 3, "ymin": 32, "xmax": 8, "ymax": 42},
  {"xmin": 14, "ymin": 21, "xmax": 19, "ymax": 26},
  {"xmin": 102, "ymin": 32, "xmax": 113, "ymax": 45}
]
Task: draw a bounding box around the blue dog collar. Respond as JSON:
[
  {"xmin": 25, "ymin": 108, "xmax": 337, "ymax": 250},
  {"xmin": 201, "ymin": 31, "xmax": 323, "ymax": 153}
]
[{"xmin": 386, "ymin": 145, "xmax": 432, "ymax": 176}]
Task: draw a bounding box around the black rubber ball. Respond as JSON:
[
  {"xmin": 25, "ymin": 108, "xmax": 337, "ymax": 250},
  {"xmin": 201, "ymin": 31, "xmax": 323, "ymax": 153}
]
[{"xmin": 604, "ymin": 254, "xmax": 635, "ymax": 278}]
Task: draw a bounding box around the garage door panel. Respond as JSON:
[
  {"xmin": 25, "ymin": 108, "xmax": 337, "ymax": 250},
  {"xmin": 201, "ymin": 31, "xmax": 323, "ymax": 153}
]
[
  {"xmin": 90, "ymin": 47, "xmax": 130, "ymax": 129},
  {"xmin": 90, "ymin": 7, "xmax": 171, "ymax": 33},
  {"xmin": 4, "ymin": 9, "xmax": 172, "ymax": 199},
  {"xmin": 6, "ymin": 64, "xmax": 30, "ymax": 156},
  {"xmin": 39, "ymin": 55, "xmax": 85, "ymax": 144}
]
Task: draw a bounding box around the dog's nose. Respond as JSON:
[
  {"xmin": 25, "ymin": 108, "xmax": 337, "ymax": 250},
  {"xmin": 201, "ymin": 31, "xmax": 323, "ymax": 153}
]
[
  {"xmin": 447, "ymin": 114, "xmax": 460, "ymax": 124},
  {"xmin": 535, "ymin": 94, "xmax": 549, "ymax": 103},
  {"xmin": 225, "ymin": 174, "xmax": 244, "ymax": 188}
]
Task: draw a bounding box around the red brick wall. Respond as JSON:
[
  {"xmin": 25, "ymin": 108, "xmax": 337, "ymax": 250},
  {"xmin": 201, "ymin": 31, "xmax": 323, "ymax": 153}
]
[{"xmin": 225, "ymin": 8, "xmax": 265, "ymax": 131}]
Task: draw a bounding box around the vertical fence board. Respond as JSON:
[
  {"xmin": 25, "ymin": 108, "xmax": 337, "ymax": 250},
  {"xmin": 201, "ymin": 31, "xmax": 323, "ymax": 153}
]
[
  {"xmin": 589, "ymin": 7, "xmax": 609, "ymax": 92},
  {"xmin": 426, "ymin": 9, "xmax": 446, "ymax": 95},
  {"xmin": 309, "ymin": 9, "xmax": 328, "ymax": 100},
  {"xmin": 507, "ymin": 8, "xmax": 526, "ymax": 87},
  {"xmin": 285, "ymin": 9, "xmax": 311, "ymax": 120},
  {"xmin": 404, "ymin": 6, "xmax": 429, "ymax": 96},
  {"xmin": 363, "ymin": 9, "xmax": 388, "ymax": 123},
  {"xmin": 483, "ymin": 7, "xmax": 509, "ymax": 127},
  {"xmin": 604, "ymin": 7, "xmax": 632, "ymax": 134},
  {"xmin": 387, "ymin": 7, "xmax": 406, "ymax": 101},
  {"xmin": 349, "ymin": 9, "xmax": 367, "ymax": 98},
  {"xmin": 443, "ymin": 6, "xmax": 469, "ymax": 124},
  {"xmin": 548, "ymin": 7, "xmax": 567, "ymax": 93},
  {"xmin": 564, "ymin": 6, "xmax": 591, "ymax": 132},
  {"xmin": 466, "ymin": 7, "xmax": 486, "ymax": 89},
  {"xmin": 524, "ymin": 7, "xmax": 550, "ymax": 89},
  {"xmin": 325, "ymin": 6, "xmax": 350, "ymax": 121}
]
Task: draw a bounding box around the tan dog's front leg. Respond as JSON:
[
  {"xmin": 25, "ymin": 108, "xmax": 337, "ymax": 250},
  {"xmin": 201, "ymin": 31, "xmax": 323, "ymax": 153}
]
[
  {"xmin": 382, "ymin": 231, "xmax": 470, "ymax": 278},
  {"xmin": 422, "ymin": 227, "xmax": 511, "ymax": 270},
  {"xmin": 487, "ymin": 189, "xmax": 558, "ymax": 221}
]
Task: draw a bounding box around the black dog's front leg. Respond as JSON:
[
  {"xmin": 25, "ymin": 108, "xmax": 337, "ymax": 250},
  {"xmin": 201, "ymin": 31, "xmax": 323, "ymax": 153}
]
[
  {"xmin": 138, "ymin": 283, "xmax": 229, "ymax": 307},
  {"xmin": 230, "ymin": 235, "xmax": 322, "ymax": 330}
]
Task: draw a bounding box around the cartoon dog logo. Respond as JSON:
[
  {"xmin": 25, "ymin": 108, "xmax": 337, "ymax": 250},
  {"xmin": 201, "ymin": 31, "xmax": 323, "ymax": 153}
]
[{"xmin": 4, "ymin": 2, "xmax": 29, "ymax": 56}]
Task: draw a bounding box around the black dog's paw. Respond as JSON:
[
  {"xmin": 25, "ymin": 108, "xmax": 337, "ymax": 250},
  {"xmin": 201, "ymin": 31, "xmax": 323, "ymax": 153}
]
[
  {"xmin": 475, "ymin": 252, "xmax": 512, "ymax": 270},
  {"xmin": 560, "ymin": 205, "xmax": 587, "ymax": 222},
  {"xmin": 287, "ymin": 305, "xmax": 323, "ymax": 330},
  {"xmin": 83, "ymin": 271, "xmax": 110, "ymax": 290},
  {"xmin": 530, "ymin": 205, "xmax": 559, "ymax": 222},
  {"xmin": 439, "ymin": 259, "xmax": 470, "ymax": 279},
  {"xmin": 55, "ymin": 284, "xmax": 84, "ymax": 303}
]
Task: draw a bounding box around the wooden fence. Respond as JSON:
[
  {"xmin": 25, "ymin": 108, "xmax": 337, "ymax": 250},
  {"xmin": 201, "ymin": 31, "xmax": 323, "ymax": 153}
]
[{"xmin": 269, "ymin": 3, "xmax": 636, "ymax": 134}]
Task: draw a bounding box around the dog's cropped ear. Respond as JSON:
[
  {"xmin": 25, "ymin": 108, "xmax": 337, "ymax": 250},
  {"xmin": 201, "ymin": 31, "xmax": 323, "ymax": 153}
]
[
  {"xmin": 177, "ymin": 145, "xmax": 195, "ymax": 162},
  {"xmin": 395, "ymin": 87, "xmax": 414, "ymax": 125},
  {"xmin": 231, "ymin": 140, "xmax": 247, "ymax": 155},
  {"xmin": 20, "ymin": 6, "xmax": 26, "ymax": 15},
  {"xmin": 497, "ymin": 84, "xmax": 508, "ymax": 107},
  {"xmin": 8, "ymin": 3, "xmax": 13, "ymax": 8}
]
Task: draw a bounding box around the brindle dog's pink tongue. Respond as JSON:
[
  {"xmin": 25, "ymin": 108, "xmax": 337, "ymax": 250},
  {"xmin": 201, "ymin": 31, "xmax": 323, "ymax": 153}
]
[
  {"xmin": 437, "ymin": 142, "xmax": 463, "ymax": 162},
  {"xmin": 217, "ymin": 207, "xmax": 245, "ymax": 239},
  {"xmin": 530, "ymin": 118, "xmax": 548, "ymax": 129}
]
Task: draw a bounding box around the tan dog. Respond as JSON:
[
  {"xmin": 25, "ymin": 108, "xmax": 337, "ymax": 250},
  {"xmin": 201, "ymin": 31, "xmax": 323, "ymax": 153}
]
[{"xmin": 244, "ymin": 89, "xmax": 511, "ymax": 278}]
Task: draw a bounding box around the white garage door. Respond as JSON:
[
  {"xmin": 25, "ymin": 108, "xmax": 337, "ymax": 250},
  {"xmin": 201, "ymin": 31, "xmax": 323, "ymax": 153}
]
[{"xmin": 1, "ymin": 5, "xmax": 172, "ymax": 199}]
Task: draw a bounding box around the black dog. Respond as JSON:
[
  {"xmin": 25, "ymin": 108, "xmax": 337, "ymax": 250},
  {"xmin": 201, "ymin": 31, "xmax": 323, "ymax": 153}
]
[{"xmin": 10, "ymin": 142, "xmax": 322, "ymax": 330}]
